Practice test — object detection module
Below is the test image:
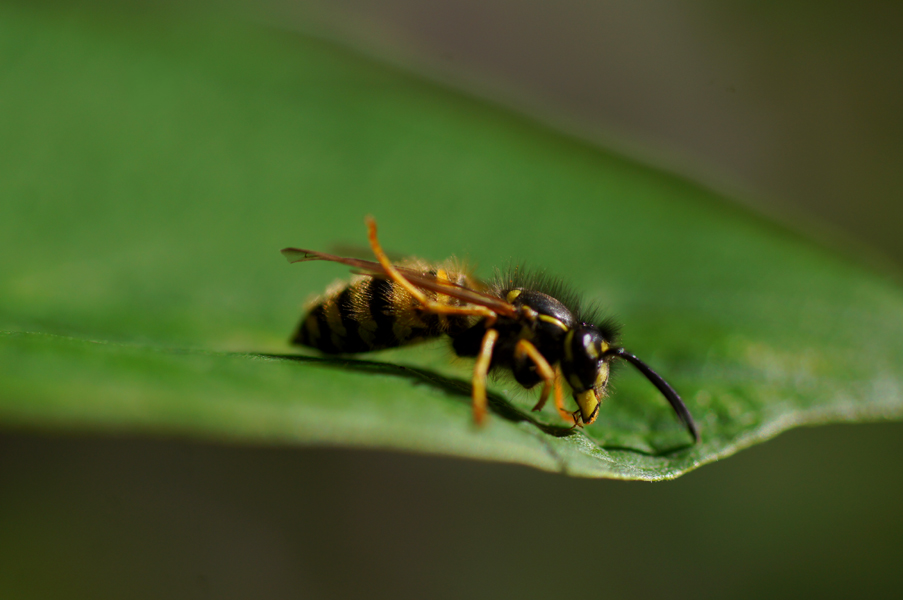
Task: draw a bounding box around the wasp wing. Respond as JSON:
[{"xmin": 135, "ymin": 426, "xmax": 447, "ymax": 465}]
[
  {"xmin": 282, "ymin": 247, "xmax": 518, "ymax": 317},
  {"xmin": 328, "ymin": 242, "xmax": 408, "ymax": 263}
]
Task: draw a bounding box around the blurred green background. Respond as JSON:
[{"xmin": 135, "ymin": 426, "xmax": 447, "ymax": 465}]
[{"xmin": 2, "ymin": 1, "xmax": 903, "ymax": 598}]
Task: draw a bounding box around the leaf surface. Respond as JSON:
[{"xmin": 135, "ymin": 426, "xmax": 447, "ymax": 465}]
[{"xmin": 2, "ymin": 4, "xmax": 902, "ymax": 478}]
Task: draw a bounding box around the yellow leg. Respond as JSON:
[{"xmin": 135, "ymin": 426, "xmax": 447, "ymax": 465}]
[
  {"xmin": 554, "ymin": 368, "xmax": 578, "ymax": 425},
  {"xmin": 366, "ymin": 217, "xmax": 498, "ymax": 324},
  {"xmin": 513, "ymin": 339, "xmax": 556, "ymax": 413},
  {"xmin": 472, "ymin": 328, "xmax": 499, "ymax": 425}
]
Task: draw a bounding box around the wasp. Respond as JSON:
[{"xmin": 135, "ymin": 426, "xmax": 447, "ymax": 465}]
[{"xmin": 282, "ymin": 217, "xmax": 699, "ymax": 443}]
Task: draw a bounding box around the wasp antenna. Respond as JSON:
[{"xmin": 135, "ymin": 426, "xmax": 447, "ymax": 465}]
[{"xmin": 607, "ymin": 348, "xmax": 699, "ymax": 444}]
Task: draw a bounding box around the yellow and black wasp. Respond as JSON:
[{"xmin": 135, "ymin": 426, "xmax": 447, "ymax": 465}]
[{"xmin": 282, "ymin": 217, "xmax": 699, "ymax": 443}]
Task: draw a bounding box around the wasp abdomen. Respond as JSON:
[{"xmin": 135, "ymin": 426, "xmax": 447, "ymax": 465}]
[
  {"xmin": 294, "ymin": 283, "xmax": 370, "ymax": 353},
  {"xmin": 294, "ymin": 267, "xmax": 474, "ymax": 354}
]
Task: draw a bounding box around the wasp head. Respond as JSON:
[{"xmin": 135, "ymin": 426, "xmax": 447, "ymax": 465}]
[
  {"xmin": 561, "ymin": 325, "xmax": 700, "ymax": 443},
  {"xmin": 560, "ymin": 325, "xmax": 613, "ymax": 425}
]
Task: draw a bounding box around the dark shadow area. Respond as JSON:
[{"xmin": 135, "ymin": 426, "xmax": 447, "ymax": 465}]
[
  {"xmin": 256, "ymin": 352, "xmax": 696, "ymax": 455},
  {"xmin": 258, "ymin": 352, "xmax": 574, "ymax": 437}
]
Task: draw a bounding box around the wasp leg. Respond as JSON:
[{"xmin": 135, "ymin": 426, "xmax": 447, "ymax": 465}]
[
  {"xmin": 554, "ymin": 369, "xmax": 579, "ymax": 426},
  {"xmin": 569, "ymin": 409, "xmax": 583, "ymax": 430},
  {"xmin": 366, "ymin": 217, "xmax": 498, "ymax": 325},
  {"xmin": 472, "ymin": 328, "xmax": 499, "ymax": 425},
  {"xmin": 553, "ymin": 368, "xmax": 577, "ymax": 425},
  {"xmin": 513, "ymin": 339, "xmax": 555, "ymax": 413}
]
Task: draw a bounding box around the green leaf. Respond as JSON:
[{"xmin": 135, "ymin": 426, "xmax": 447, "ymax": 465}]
[{"xmin": 2, "ymin": 4, "xmax": 902, "ymax": 479}]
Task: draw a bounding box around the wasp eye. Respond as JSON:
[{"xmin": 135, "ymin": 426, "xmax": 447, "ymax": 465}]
[{"xmin": 563, "ymin": 326, "xmax": 609, "ymax": 393}]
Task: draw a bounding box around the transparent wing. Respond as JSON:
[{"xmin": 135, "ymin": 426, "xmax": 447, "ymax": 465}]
[{"xmin": 281, "ymin": 248, "xmax": 517, "ymax": 317}]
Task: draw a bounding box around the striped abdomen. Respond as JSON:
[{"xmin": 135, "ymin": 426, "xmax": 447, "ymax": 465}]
[{"xmin": 294, "ymin": 263, "xmax": 479, "ymax": 354}]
